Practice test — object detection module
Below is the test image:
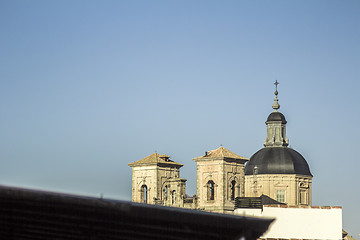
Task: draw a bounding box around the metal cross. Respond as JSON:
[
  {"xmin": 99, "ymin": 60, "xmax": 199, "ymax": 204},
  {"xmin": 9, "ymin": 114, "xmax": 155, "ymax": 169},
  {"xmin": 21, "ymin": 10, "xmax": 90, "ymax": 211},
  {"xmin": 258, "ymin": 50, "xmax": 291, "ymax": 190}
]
[{"xmin": 274, "ymin": 80, "xmax": 279, "ymax": 91}]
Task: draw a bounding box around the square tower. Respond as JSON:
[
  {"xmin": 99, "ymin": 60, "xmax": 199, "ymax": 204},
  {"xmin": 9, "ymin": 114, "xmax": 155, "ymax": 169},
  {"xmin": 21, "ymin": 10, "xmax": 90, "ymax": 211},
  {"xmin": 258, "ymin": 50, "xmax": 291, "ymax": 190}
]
[
  {"xmin": 128, "ymin": 153, "xmax": 186, "ymax": 207},
  {"xmin": 193, "ymin": 146, "xmax": 248, "ymax": 214}
]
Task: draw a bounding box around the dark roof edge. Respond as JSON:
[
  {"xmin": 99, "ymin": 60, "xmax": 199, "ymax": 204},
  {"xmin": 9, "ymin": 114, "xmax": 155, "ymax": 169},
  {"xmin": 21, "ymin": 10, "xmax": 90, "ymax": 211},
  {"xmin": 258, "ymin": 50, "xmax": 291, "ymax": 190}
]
[{"xmin": 0, "ymin": 184, "xmax": 273, "ymax": 239}]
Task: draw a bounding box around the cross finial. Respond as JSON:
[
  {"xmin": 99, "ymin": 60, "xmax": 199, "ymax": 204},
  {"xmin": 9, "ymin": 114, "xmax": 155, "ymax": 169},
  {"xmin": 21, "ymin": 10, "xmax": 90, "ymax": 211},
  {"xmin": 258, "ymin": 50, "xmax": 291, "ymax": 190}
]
[
  {"xmin": 274, "ymin": 80, "xmax": 279, "ymax": 91},
  {"xmin": 272, "ymin": 80, "xmax": 280, "ymax": 111}
]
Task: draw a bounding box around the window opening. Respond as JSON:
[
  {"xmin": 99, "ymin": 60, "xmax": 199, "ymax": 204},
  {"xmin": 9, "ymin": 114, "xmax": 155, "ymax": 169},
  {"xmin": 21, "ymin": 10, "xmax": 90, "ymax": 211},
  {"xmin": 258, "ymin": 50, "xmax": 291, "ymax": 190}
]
[
  {"xmin": 171, "ymin": 190, "xmax": 176, "ymax": 204},
  {"xmin": 164, "ymin": 185, "xmax": 168, "ymax": 200},
  {"xmin": 276, "ymin": 190, "xmax": 285, "ymax": 203},
  {"xmin": 230, "ymin": 180, "xmax": 236, "ymax": 200},
  {"xmin": 208, "ymin": 180, "xmax": 215, "ymax": 200},
  {"xmin": 141, "ymin": 185, "xmax": 148, "ymax": 203}
]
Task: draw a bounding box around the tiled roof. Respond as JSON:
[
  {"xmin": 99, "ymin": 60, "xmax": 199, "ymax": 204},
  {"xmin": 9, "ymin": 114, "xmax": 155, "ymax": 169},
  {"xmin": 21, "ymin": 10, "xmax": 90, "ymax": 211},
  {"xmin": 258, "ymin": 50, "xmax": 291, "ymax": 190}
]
[
  {"xmin": 193, "ymin": 146, "xmax": 249, "ymax": 160},
  {"xmin": 128, "ymin": 153, "xmax": 183, "ymax": 167}
]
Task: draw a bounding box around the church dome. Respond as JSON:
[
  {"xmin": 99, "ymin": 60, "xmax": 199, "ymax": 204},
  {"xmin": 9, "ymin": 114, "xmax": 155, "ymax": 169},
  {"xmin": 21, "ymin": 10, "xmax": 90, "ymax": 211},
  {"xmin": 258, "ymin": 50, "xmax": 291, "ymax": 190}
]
[
  {"xmin": 245, "ymin": 147, "xmax": 312, "ymax": 176},
  {"xmin": 266, "ymin": 112, "xmax": 287, "ymax": 124}
]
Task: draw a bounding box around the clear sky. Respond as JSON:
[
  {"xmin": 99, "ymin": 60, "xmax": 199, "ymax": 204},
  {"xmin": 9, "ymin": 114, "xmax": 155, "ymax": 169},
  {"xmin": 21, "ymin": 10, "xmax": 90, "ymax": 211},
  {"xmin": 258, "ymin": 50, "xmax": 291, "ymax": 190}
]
[{"xmin": 1, "ymin": 0, "xmax": 359, "ymax": 237}]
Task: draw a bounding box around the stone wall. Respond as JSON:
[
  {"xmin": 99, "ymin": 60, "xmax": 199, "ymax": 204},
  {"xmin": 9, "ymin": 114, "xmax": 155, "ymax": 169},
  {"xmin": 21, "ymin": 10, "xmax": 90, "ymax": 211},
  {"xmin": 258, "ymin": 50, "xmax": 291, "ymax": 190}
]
[{"xmin": 244, "ymin": 174, "xmax": 312, "ymax": 206}]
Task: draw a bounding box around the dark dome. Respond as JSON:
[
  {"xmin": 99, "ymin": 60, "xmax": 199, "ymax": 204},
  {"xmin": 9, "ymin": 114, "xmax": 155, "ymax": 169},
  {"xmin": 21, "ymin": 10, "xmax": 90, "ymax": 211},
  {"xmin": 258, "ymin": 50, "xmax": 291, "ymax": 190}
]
[
  {"xmin": 245, "ymin": 147, "xmax": 312, "ymax": 176},
  {"xmin": 267, "ymin": 112, "xmax": 287, "ymax": 124}
]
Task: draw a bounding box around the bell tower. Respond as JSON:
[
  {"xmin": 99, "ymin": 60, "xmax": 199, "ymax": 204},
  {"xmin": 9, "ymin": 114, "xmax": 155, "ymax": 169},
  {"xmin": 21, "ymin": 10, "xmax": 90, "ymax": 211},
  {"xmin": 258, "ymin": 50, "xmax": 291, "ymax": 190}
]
[
  {"xmin": 193, "ymin": 146, "xmax": 248, "ymax": 214},
  {"xmin": 128, "ymin": 153, "xmax": 186, "ymax": 207}
]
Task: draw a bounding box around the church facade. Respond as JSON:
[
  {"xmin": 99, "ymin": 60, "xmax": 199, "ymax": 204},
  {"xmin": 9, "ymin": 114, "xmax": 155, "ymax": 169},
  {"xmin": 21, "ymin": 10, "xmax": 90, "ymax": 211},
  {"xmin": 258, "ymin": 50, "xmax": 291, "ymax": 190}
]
[{"xmin": 128, "ymin": 86, "xmax": 313, "ymax": 213}]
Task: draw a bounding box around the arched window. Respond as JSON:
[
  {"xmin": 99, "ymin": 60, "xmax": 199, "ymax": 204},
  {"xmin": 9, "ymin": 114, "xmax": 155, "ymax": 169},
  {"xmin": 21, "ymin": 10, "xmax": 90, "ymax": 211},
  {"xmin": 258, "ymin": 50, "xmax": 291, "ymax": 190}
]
[
  {"xmin": 230, "ymin": 180, "xmax": 236, "ymax": 200},
  {"xmin": 207, "ymin": 180, "xmax": 215, "ymax": 200},
  {"xmin": 141, "ymin": 185, "xmax": 148, "ymax": 203},
  {"xmin": 164, "ymin": 185, "xmax": 168, "ymax": 200},
  {"xmin": 171, "ymin": 190, "xmax": 176, "ymax": 204}
]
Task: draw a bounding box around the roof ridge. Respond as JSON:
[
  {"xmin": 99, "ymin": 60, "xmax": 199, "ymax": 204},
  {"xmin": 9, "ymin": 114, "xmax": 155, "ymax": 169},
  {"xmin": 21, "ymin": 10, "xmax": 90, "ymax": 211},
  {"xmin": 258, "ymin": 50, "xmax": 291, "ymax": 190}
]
[
  {"xmin": 193, "ymin": 146, "xmax": 249, "ymax": 161},
  {"xmin": 129, "ymin": 152, "xmax": 183, "ymax": 167}
]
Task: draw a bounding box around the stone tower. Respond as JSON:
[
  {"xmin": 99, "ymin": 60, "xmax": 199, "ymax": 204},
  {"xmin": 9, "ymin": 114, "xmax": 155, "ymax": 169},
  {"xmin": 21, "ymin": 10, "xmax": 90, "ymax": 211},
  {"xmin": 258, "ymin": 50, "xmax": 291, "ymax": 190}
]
[
  {"xmin": 128, "ymin": 153, "xmax": 187, "ymax": 207},
  {"xmin": 193, "ymin": 146, "xmax": 248, "ymax": 214},
  {"xmin": 244, "ymin": 83, "xmax": 313, "ymax": 206}
]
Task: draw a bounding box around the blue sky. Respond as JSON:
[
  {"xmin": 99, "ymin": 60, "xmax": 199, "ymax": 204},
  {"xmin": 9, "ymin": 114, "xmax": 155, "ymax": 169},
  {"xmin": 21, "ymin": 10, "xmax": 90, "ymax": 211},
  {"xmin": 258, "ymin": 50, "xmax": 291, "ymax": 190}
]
[{"xmin": 1, "ymin": 0, "xmax": 359, "ymax": 237}]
